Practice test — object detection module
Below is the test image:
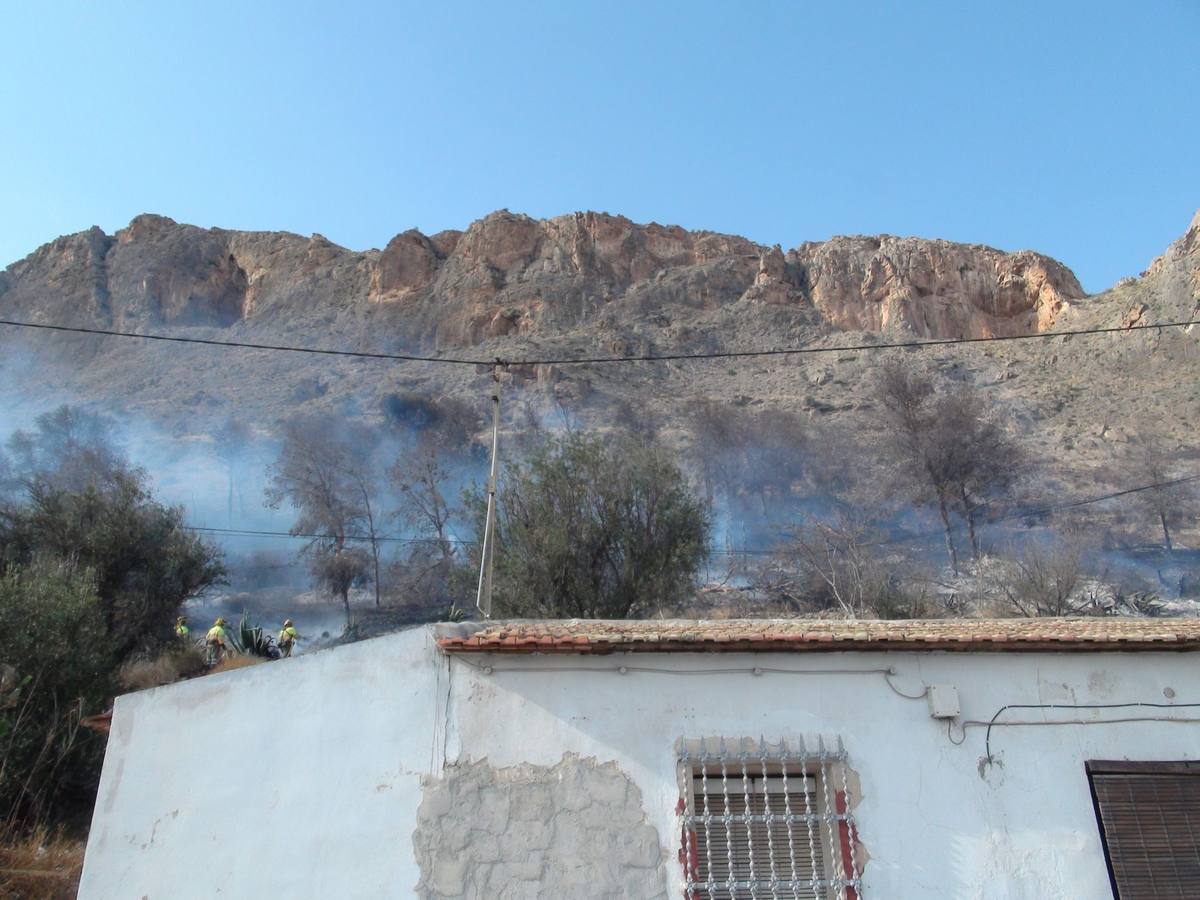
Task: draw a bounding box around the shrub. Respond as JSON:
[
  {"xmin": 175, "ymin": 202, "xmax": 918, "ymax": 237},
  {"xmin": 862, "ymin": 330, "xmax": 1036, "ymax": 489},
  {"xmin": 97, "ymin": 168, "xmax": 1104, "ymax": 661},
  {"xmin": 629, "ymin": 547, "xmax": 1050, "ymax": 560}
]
[
  {"xmin": 464, "ymin": 433, "xmax": 709, "ymax": 618},
  {"xmin": 1002, "ymin": 544, "xmax": 1094, "ymax": 617},
  {"xmin": 0, "ymin": 559, "xmax": 113, "ymax": 827},
  {"xmin": 0, "ymin": 477, "xmax": 224, "ymax": 660},
  {"xmin": 0, "ymin": 824, "xmax": 84, "ymax": 899},
  {"xmin": 118, "ymin": 644, "xmax": 207, "ymax": 692}
]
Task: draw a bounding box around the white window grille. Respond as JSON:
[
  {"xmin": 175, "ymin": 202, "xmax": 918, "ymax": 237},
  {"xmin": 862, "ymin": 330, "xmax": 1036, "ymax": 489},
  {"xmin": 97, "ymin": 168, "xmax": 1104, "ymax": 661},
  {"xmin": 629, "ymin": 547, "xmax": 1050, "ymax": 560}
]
[{"xmin": 678, "ymin": 737, "xmax": 862, "ymax": 900}]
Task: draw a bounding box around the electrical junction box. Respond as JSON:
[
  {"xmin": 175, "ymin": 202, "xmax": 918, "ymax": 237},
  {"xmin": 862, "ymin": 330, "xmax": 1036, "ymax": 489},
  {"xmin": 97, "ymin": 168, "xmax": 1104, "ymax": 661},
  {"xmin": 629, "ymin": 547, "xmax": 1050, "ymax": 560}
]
[{"xmin": 927, "ymin": 685, "xmax": 960, "ymax": 719}]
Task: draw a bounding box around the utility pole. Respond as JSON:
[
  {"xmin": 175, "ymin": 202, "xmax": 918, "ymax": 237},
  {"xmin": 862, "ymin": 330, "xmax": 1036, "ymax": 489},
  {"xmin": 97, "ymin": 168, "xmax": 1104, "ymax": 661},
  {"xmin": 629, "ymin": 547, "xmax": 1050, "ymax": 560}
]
[{"xmin": 475, "ymin": 362, "xmax": 503, "ymax": 619}]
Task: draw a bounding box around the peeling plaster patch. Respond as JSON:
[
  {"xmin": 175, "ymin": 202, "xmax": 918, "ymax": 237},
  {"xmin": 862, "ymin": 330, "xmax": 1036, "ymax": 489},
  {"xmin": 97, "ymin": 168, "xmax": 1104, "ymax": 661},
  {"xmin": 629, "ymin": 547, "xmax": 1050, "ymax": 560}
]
[{"xmin": 414, "ymin": 753, "xmax": 668, "ymax": 899}]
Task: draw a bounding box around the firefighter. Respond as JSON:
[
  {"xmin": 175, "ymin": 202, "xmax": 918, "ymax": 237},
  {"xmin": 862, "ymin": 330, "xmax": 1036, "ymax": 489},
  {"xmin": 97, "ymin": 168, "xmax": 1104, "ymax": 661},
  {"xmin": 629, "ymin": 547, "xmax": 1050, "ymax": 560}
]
[
  {"xmin": 206, "ymin": 617, "xmax": 229, "ymax": 665},
  {"xmin": 175, "ymin": 616, "xmax": 190, "ymax": 639},
  {"xmin": 278, "ymin": 619, "xmax": 298, "ymax": 658}
]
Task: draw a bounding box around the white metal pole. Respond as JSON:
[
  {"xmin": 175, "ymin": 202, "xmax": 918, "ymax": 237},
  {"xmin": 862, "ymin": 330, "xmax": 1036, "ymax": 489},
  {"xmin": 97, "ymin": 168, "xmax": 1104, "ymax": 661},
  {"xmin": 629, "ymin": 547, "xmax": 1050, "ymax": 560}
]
[{"xmin": 475, "ymin": 365, "xmax": 502, "ymax": 618}]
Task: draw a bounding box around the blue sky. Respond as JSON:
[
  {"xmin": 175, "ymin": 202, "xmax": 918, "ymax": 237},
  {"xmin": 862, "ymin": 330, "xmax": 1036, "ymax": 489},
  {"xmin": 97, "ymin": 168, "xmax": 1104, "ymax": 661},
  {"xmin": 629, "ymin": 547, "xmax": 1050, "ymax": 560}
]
[{"xmin": 1, "ymin": 1, "xmax": 1196, "ymax": 293}]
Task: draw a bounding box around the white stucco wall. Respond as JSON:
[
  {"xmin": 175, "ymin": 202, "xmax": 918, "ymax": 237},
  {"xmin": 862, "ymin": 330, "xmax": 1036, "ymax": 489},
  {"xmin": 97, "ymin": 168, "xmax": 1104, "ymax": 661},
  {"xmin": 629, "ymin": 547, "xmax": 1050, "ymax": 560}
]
[
  {"xmin": 79, "ymin": 627, "xmax": 448, "ymax": 899},
  {"xmin": 81, "ymin": 626, "xmax": 1200, "ymax": 899}
]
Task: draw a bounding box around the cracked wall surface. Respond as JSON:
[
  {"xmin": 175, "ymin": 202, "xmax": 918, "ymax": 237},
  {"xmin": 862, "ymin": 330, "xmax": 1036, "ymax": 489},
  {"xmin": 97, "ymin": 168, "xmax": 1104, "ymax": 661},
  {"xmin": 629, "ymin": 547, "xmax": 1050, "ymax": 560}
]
[{"xmin": 414, "ymin": 754, "xmax": 667, "ymax": 899}]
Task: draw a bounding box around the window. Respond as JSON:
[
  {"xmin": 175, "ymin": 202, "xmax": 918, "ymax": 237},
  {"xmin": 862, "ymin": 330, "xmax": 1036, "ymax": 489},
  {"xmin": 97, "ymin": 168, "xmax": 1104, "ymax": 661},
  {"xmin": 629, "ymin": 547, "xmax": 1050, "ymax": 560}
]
[
  {"xmin": 1087, "ymin": 760, "xmax": 1200, "ymax": 899},
  {"xmin": 679, "ymin": 738, "xmax": 863, "ymax": 899}
]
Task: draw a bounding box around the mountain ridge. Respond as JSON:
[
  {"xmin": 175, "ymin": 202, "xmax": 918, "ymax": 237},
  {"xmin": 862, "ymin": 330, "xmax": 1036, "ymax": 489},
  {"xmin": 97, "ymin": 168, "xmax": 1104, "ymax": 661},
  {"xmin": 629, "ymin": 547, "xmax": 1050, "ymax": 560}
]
[
  {"xmin": 0, "ymin": 209, "xmax": 1196, "ymax": 491},
  {"xmin": 1, "ymin": 209, "xmax": 1086, "ymax": 347}
]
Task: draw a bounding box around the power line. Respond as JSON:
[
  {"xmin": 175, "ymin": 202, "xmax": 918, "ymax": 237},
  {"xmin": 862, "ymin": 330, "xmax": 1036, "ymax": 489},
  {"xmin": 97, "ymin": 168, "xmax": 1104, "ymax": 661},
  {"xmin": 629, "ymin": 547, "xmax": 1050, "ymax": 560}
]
[
  {"xmin": 0, "ymin": 318, "xmax": 481, "ymax": 364},
  {"xmin": 1, "ymin": 317, "xmax": 1194, "ymax": 368},
  {"xmin": 187, "ymin": 471, "xmax": 1197, "ymax": 556},
  {"xmin": 500, "ymin": 320, "xmax": 1197, "ymax": 365},
  {"xmin": 184, "ymin": 525, "xmax": 461, "ymax": 546},
  {"xmin": 871, "ymin": 472, "xmax": 1200, "ymax": 550},
  {"xmin": 186, "ymin": 523, "xmax": 756, "ymax": 556},
  {"xmin": 711, "ymin": 472, "xmax": 1200, "ymax": 557}
]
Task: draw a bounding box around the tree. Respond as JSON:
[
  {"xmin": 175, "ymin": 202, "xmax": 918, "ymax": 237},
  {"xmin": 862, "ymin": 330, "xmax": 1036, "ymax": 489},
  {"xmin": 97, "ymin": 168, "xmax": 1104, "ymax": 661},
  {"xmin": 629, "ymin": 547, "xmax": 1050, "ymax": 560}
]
[
  {"xmin": 939, "ymin": 389, "xmax": 1022, "ymax": 557},
  {"xmin": 4, "ymin": 404, "xmax": 132, "ymax": 495},
  {"xmin": 786, "ymin": 510, "xmax": 888, "ymax": 618},
  {"xmin": 1002, "ymin": 543, "xmax": 1092, "ymax": 617},
  {"xmin": 466, "ymin": 433, "xmax": 709, "ymax": 618},
  {"xmin": 874, "ymin": 363, "xmax": 1022, "ymax": 573},
  {"xmin": 1, "ymin": 418, "xmax": 224, "ymax": 661},
  {"xmin": 213, "ymin": 418, "xmax": 253, "ymax": 527},
  {"xmin": 387, "ymin": 401, "xmax": 483, "ymax": 613},
  {"xmin": 754, "ymin": 504, "xmax": 929, "ymax": 619},
  {"xmin": 1130, "ymin": 443, "xmax": 1196, "ymax": 552},
  {"xmin": 264, "ymin": 416, "xmax": 381, "ymax": 620},
  {"xmin": 684, "ymin": 403, "xmax": 810, "ymax": 550},
  {"xmin": 309, "ymin": 543, "xmax": 371, "ymax": 619},
  {"xmin": 0, "ymin": 447, "xmax": 14, "ymax": 503},
  {"xmin": 688, "ymin": 400, "xmax": 746, "ymax": 510},
  {"xmin": 345, "ymin": 446, "xmax": 385, "ymax": 610},
  {"xmin": 0, "ymin": 559, "xmax": 114, "ymax": 827},
  {"xmin": 739, "ymin": 410, "xmax": 809, "ymax": 518},
  {"xmin": 390, "ymin": 448, "xmax": 460, "ymax": 608},
  {"xmin": 1, "ymin": 477, "xmax": 225, "ymax": 660},
  {"xmin": 0, "ymin": 413, "xmax": 221, "ymax": 830}
]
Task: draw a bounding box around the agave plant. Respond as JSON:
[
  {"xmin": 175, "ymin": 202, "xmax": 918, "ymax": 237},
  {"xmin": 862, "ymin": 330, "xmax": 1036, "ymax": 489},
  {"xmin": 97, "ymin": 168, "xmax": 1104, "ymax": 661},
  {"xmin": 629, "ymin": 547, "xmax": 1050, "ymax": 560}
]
[{"xmin": 230, "ymin": 612, "xmax": 279, "ymax": 659}]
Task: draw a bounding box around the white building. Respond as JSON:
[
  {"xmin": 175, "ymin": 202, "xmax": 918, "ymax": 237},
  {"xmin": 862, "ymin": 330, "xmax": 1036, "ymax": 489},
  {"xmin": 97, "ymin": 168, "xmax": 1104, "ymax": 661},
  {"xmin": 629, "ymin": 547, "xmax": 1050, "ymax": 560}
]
[{"xmin": 80, "ymin": 618, "xmax": 1200, "ymax": 899}]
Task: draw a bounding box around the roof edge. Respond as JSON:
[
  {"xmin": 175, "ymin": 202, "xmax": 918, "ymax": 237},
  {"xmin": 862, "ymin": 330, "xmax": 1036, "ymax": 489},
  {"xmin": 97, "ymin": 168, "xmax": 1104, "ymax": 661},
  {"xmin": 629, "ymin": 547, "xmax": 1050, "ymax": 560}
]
[{"xmin": 435, "ymin": 618, "xmax": 1200, "ymax": 655}]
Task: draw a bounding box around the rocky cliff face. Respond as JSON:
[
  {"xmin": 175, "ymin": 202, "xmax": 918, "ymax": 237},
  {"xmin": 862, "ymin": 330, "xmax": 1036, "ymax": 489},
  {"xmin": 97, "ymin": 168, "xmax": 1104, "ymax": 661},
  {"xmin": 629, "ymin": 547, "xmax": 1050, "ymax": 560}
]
[
  {"xmin": 0, "ymin": 210, "xmax": 1085, "ymax": 347},
  {"xmin": 791, "ymin": 235, "xmax": 1081, "ymax": 337},
  {"xmin": 1145, "ymin": 208, "xmax": 1200, "ymax": 283},
  {"xmin": 0, "ymin": 208, "xmax": 1195, "ymax": 499}
]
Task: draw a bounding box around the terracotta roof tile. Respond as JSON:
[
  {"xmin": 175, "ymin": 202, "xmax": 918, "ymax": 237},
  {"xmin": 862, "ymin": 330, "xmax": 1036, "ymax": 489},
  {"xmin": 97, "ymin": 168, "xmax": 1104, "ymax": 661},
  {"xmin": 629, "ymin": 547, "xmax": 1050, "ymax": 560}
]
[{"xmin": 435, "ymin": 618, "xmax": 1200, "ymax": 655}]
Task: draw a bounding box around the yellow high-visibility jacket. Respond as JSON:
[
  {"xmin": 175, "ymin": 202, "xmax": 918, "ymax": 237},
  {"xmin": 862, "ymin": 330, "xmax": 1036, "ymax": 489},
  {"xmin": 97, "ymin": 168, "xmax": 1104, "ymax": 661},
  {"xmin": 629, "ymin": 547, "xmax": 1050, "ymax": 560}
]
[
  {"xmin": 206, "ymin": 625, "xmax": 226, "ymax": 644},
  {"xmin": 278, "ymin": 625, "xmax": 298, "ymax": 646},
  {"xmin": 176, "ymin": 624, "xmax": 189, "ymax": 637}
]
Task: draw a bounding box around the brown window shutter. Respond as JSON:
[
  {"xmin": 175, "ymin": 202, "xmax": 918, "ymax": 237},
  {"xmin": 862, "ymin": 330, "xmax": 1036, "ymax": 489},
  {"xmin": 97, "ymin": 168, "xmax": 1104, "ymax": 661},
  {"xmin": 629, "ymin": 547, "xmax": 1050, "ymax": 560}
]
[{"xmin": 1087, "ymin": 761, "xmax": 1200, "ymax": 899}]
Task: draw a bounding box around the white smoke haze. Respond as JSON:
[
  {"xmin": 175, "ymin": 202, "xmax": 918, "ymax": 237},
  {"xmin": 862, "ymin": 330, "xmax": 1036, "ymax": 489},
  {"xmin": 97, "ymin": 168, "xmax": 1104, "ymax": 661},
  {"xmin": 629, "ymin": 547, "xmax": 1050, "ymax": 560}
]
[{"xmin": 2, "ymin": 329, "xmax": 1196, "ymax": 629}]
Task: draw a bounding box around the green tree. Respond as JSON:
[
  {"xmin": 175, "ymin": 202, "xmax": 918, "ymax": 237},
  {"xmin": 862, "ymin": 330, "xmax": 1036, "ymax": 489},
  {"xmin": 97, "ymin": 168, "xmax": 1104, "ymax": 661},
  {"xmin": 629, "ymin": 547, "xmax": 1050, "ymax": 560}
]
[
  {"xmin": 0, "ymin": 476, "xmax": 224, "ymax": 661},
  {"xmin": 0, "ymin": 407, "xmax": 223, "ymax": 830},
  {"xmin": 0, "ymin": 559, "xmax": 113, "ymax": 827},
  {"xmin": 467, "ymin": 434, "xmax": 709, "ymax": 618},
  {"xmin": 0, "ymin": 465, "xmax": 223, "ymax": 662}
]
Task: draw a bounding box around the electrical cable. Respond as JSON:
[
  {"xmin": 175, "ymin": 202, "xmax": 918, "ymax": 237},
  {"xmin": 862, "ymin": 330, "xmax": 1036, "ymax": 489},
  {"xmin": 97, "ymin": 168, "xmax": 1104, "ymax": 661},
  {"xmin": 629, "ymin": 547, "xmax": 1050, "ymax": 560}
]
[
  {"xmin": 492, "ymin": 320, "xmax": 1199, "ymax": 366},
  {"xmin": 0, "ymin": 318, "xmax": 482, "ymax": 364},
  {"xmin": 946, "ymin": 718, "xmax": 967, "ymax": 746},
  {"xmin": 182, "ymin": 525, "xmax": 458, "ymax": 547},
  {"xmin": 181, "ymin": 523, "xmax": 767, "ymax": 555},
  {"xmin": 1, "ymin": 316, "xmax": 1194, "ymax": 368},
  {"xmin": 451, "ymin": 654, "xmax": 895, "ymax": 678},
  {"xmin": 883, "ymin": 670, "xmax": 930, "ymax": 700},
  {"xmin": 713, "ymin": 472, "xmax": 1200, "ymax": 556},
  {"xmin": 186, "ymin": 470, "xmax": 1198, "ymax": 555},
  {"xmin": 972, "ymin": 701, "xmax": 1200, "ymax": 761},
  {"xmin": 867, "ymin": 472, "xmax": 1200, "ymax": 551}
]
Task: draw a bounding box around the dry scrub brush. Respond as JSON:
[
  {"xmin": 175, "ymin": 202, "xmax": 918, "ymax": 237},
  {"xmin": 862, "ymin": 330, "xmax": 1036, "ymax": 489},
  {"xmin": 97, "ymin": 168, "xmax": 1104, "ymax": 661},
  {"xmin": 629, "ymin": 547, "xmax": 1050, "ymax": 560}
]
[
  {"xmin": 0, "ymin": 825, "xmax": 83, "ymax": 900},
  {"xmin": 118, "ymin": 643, "xmax": 207, "ymax": 692}
]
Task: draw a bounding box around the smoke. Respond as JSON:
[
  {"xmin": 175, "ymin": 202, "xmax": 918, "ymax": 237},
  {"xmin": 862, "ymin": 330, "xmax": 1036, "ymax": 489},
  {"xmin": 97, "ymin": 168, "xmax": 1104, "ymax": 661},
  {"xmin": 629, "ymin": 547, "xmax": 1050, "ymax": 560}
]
[{"xmin": 1, "ymin": 331, "xmax": 1195, "ymax": 616}]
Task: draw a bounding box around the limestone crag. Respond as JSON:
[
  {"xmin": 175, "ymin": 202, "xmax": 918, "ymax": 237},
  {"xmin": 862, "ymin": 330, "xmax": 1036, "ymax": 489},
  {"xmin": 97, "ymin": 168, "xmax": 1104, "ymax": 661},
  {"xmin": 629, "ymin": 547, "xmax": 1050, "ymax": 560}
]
[
  {"xmin": 1145, "ymin": 208, "xmax": 1200, "ymax": 284},
  {"xmin": 790, "ymin": 235, "xmax": 1082, "ymax": 338},
  {"xmin": 0, "ymin": 209, "xmax": 1086, "ymax": 348},
  {"xmin": 1, "ymin": 207, "xmax": 1197, "ymax": 492}
]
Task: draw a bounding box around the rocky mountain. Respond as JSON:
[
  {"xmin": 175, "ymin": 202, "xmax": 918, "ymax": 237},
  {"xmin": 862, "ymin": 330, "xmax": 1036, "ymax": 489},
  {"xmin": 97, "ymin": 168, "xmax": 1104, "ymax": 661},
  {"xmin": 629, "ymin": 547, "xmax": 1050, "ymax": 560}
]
[
  {"xmin": 0, "ymin": 208, "xmax": 1196, "ymax": 486},
  {"xmin": 0, "ymin": 210, "xmax": 1084, "ymax": 345}
]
